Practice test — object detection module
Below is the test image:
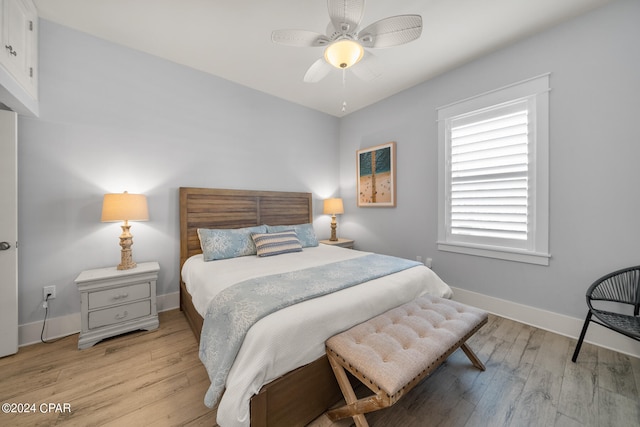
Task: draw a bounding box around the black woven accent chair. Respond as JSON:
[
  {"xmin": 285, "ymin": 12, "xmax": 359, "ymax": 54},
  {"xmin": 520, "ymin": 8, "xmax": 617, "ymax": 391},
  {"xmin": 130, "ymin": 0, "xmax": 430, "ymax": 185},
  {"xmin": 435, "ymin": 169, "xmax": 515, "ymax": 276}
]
[{"xmin": 572, "ymin": 265, "xmax": 640, "ymax": 362}]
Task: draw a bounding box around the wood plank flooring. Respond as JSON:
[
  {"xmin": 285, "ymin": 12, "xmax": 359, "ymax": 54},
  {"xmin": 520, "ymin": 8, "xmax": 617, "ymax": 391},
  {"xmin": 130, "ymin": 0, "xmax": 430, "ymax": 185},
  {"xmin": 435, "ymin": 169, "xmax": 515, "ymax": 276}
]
[
  {"xmin": 0, "ymin": 310, "xmax": 217, "ymax": 427},
  {"xmin": 1, "ymin": 310, "xmax": 638, "ymax": 426}
]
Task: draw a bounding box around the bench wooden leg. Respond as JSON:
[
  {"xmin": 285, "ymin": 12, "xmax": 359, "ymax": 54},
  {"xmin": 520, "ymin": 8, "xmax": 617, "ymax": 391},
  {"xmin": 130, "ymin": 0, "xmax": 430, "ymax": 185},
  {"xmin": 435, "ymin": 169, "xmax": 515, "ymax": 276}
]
[
  {"xmin": 326, "ymin": 352, "xmax": 381, "ymax": 427},
  {"xmin": 461, "ymin": 342, "xmax": 485, "ymax": 371}
]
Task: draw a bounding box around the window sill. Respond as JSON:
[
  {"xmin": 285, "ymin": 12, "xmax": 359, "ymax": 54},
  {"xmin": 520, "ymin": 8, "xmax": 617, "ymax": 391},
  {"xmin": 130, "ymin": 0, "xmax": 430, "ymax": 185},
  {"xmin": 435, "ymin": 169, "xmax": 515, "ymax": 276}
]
[{"xmin": 437, "ymin": 241, "xmax": 550, "ymax": 266}]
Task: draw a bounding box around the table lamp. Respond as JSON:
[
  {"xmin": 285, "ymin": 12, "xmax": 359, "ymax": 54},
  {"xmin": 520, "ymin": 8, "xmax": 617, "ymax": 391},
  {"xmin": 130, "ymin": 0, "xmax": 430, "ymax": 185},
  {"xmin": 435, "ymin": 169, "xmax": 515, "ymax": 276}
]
[
  {"xmin": 323, "ymin": 198, "xmax": 344, "ymax": 241},
  {"xmin": 101, "ymin": 191, "xmax": 149, "ymax": 270}
]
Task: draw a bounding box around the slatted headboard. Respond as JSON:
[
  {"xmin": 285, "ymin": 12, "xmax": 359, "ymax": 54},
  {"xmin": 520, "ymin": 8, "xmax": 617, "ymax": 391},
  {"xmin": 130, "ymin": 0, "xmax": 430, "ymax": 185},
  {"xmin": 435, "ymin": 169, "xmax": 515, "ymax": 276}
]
[{"xmin": 179, "ymin": 187, "xmax": 313, "ymax": 272}]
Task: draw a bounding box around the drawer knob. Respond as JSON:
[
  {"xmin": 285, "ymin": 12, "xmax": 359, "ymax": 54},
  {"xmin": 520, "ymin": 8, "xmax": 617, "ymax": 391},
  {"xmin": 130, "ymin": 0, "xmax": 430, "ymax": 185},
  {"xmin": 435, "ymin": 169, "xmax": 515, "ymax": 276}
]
[
  {"xmin": 113, "ymin": 293, "xmax": 129, "ymax": 300},
  {"xmin": 114, "ymin": 311, "xmax": 128, "ymax": 320}
]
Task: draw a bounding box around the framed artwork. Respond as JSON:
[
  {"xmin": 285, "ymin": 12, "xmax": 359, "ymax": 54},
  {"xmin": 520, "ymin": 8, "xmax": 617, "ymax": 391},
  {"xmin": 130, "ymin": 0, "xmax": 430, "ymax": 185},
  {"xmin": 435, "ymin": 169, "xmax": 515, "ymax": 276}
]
[{"xmin": 357, "ymin": 142, "xmax": 396, "ymax": 207}]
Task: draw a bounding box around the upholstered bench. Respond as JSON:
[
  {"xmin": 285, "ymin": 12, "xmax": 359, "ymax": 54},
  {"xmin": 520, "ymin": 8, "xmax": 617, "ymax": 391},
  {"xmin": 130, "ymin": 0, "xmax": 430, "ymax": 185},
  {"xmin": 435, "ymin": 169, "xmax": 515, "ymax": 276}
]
[{"xmin": 325, "ymin": 294, "xmax": 488, "ymax": 427}]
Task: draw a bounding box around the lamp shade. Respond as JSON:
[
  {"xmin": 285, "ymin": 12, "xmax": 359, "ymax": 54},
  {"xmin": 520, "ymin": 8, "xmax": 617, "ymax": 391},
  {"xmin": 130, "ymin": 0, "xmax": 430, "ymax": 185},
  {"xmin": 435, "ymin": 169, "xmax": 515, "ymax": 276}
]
[
  {"xmin": 324, "ymin": 39, "xmax": 364, "ymax": 69},
  {"xmin": 323, "ymin": 198, "xmax": 344, "ymax": 215},
  {"xmin": 101, "ymin": 191, "xmax": 149, "ymax": 222}
]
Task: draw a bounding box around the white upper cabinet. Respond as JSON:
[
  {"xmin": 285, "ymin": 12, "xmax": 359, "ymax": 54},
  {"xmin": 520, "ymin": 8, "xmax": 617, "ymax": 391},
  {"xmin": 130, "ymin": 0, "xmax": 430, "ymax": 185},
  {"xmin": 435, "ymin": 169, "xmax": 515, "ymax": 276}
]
[{"xmin": 0, "ymin": 0, "xmax": 38, "ymax": 115}]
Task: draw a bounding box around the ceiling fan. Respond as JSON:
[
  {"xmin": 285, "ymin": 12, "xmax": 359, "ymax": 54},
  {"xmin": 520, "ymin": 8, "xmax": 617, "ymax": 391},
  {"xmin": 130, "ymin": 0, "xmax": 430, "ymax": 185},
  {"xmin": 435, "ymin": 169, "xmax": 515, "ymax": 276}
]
[{"xmin": 272, "ymin": 0, "xmax": 423, "ymax": 83}]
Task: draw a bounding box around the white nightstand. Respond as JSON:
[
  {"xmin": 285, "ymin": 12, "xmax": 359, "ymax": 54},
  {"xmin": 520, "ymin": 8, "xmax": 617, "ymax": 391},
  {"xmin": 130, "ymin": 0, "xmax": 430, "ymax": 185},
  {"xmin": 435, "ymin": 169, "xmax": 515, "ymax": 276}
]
[
  {"xmin": 319, "ymin": 238, "xmax": 355, "ymax": 249},
  {"xmin": 75, "ymin": 262, "xmax": 160, "ymax": 349}
]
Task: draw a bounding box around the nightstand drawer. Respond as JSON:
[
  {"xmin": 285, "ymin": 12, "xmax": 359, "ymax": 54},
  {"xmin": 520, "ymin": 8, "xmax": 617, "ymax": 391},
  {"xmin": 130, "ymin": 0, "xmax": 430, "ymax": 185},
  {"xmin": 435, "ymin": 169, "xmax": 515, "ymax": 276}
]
[
  {"xmin": 88, "ymin": 282, "xmax": 150, "ymax": 309},
  {"xmin": 88, "ymin": 300, "xmax": 151, "ymax": 329}
]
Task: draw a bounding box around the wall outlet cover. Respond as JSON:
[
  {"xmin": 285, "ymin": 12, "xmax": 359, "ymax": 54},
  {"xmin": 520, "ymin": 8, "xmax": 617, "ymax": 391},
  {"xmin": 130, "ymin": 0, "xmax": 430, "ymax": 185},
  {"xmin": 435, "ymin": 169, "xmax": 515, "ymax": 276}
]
[{"xmin": 43, "ymin": 285, "xmax": 56, "ymax": 300}]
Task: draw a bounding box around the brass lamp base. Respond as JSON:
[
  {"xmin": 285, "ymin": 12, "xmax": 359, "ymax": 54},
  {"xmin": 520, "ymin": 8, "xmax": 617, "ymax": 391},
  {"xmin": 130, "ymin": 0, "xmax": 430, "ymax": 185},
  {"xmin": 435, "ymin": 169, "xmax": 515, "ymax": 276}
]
[{"xmin": 117, "ymin": 222, "xmax": 137, "ymax": 270}]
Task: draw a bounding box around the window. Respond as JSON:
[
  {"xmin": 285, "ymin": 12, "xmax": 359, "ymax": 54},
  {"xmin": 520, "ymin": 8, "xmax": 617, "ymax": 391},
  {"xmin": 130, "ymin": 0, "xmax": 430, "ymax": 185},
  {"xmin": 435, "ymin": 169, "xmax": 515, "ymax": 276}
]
[{"xmin": 437, "ymin": 74, "xmax": 550, "ymax": 265}]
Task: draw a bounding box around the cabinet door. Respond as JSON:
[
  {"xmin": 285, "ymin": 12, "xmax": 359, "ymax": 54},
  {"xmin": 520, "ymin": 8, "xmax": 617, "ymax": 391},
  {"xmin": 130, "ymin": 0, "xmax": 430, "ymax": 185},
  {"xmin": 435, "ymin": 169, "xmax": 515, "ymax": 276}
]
[{"xmin": 1, "ymin": 0, "xmax": 37, "ymax": 97}]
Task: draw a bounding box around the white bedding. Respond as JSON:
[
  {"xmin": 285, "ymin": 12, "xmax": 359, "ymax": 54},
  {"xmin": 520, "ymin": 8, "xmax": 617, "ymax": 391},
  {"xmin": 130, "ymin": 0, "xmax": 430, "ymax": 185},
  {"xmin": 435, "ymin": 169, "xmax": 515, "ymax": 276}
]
[{"xmin": 181, "ymin": 244, "xmax": 452, "ymax": 427}]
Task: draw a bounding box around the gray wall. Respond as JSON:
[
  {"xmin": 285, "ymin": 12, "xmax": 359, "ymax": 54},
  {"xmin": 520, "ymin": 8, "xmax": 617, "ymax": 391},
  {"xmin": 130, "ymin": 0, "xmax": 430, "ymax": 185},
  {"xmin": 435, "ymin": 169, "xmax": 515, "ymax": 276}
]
[
  {"xmin": 17, "ymin": 21, "xmax": 339, "ymax": 325},
  {"xmin": 338, "ymin": 0, "xmax": 640, "ymax": 320}
]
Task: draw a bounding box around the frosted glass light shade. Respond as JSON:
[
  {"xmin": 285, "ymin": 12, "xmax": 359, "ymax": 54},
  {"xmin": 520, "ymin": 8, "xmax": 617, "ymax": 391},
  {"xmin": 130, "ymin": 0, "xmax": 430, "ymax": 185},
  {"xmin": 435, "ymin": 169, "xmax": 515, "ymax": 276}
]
[{"xmin": 324, "ymin": 40, "xmax": 364, "ymax": 69}]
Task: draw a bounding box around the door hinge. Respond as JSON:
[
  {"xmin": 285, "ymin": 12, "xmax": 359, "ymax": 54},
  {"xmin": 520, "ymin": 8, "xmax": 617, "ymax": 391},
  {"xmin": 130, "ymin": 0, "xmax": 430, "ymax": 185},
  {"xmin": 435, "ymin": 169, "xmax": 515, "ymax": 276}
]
[
  {"xmin": 29, "ymin": 21, "xmax": 33, "ymax": 31},
  {"xmin": 29, "ymin": 67, "xmax": 33, "ymax": 77}
]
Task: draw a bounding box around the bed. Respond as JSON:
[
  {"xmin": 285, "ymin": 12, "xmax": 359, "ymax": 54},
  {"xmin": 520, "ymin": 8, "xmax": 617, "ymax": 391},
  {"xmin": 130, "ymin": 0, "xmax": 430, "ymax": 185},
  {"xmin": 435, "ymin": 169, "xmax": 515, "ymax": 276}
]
[{"xmin": 179, "ymin": 187, "xmax": 452, "ymax": 427}]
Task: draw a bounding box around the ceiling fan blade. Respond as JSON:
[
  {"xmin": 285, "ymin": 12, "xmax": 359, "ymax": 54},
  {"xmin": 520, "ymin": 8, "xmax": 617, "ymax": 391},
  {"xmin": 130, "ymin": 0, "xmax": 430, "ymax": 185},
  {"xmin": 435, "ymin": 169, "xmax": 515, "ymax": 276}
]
[
  {"xmin": 303, "ymin": 58, "xmax": 333, "ymax": 83},
  {"xmin": 358, "ymin": 15, "xmax": 422, "ymax": 48},
  {"xmin": 327, "ymin": 0, "xmax": 365, "ymax": 34},
  {"xmin": 272, "ymin": 29, "xmax": 331, "ymax": 47},
  {"xmin": 326, "ymin": 22, "xmax": 336, "ymax": 36},
  {"xmin": 350, "ymin": 52, "xmax": 382, "ymax": 82}
]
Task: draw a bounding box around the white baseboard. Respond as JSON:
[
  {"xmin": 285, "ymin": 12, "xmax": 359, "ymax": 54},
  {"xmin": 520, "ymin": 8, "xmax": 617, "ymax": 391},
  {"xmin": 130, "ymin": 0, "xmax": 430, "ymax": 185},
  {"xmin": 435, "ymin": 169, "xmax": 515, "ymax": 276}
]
[
  {"xmin": 19, "ymin": 311, "xmax": 81, "ymax": 348},
  {"xmin": 451, "ymin": 286, "xmax": 640, "ymax": 359},
  {"xmin": 157, "ymin": 291, "xmax": 180, "ymax": 313},
  {"xmin": 18, "ymin": 291, "xmax": 181, "ymax": 348}
]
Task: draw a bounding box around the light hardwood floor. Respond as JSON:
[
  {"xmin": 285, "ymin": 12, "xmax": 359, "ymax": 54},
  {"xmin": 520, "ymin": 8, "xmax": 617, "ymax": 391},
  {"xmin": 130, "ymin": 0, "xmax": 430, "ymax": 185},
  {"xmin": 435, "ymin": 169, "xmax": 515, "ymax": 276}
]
[{"xmin": 1, "ymin": 310, "xmax": 638, "ymax": 426}]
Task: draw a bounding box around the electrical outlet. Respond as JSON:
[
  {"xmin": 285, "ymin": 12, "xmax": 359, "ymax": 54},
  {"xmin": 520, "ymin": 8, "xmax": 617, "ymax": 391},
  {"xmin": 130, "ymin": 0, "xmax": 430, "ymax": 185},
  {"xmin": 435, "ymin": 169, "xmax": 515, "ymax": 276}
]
[
  {"xmin": 43, "ymin": 285, "xmax": 56, "ymax": 300},
  {"xmin": 426, "ymin": 258, "xmax": 433, "ymax": 268},
  {"xmin": 416, "ymin": 255, "xmax": 423, "ymax": 263}
]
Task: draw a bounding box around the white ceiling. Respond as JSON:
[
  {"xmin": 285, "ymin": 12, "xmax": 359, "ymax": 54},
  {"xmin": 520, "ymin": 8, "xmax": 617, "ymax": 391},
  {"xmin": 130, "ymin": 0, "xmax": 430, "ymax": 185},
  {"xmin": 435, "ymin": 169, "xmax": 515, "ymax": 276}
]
[{"xmin": 34, "ymin": 0, "xmax": 614, "ymax": 117}]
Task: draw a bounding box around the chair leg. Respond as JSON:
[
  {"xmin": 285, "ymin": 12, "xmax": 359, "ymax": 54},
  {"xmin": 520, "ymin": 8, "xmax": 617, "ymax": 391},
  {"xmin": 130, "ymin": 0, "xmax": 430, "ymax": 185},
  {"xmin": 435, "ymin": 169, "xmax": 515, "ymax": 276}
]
[{"xmin": 572, "ymin": 312, "xmax": 592, "ymax": 363}]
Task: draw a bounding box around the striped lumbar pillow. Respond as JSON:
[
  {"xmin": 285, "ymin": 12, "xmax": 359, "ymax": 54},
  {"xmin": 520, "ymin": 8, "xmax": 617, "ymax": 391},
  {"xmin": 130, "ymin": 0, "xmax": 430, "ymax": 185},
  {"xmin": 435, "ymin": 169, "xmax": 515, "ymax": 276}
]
[{"xmin": 251, "ymin": 230, "xmax": 303, "ymax": 257}]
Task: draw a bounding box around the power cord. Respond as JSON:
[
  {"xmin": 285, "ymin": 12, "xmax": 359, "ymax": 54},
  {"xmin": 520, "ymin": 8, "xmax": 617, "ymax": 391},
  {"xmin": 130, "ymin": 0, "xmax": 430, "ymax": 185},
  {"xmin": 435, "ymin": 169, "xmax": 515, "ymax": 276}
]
[{"xmin": 40, "ymin": 293, "xmax": 63, "ymax": 344}]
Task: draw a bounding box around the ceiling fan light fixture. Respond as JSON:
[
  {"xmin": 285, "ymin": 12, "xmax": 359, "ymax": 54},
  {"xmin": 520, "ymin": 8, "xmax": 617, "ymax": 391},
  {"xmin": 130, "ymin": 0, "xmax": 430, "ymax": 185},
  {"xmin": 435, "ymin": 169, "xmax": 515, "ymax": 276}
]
[{"xmin": 324, "ymin": 39, "xmax": 364, "ymax": 69}]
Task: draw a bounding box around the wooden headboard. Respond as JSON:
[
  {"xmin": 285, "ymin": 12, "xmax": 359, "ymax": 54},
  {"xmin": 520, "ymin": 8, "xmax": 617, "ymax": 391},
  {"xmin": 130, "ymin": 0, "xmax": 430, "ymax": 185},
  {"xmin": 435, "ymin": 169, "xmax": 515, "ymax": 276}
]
[{"xmin": 179, "ymin": 187, "xmax": 313, "ymax": 271}]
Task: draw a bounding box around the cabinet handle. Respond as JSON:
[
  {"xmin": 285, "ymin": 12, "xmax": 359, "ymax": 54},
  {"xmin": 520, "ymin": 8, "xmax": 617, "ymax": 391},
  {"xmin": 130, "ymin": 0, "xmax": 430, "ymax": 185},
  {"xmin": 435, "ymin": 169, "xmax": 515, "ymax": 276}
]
[
  {"xmin": 5, "ymin": 45, "xmax": 17, "ymax": 56},
  {"xmin": 113, "ymin": 293, "xmax": 129, "ymax": 300},
  {"xmin": 114, "ymin": 311, "xmax": 128, "ymax": 320},
  {"xmin": 0, "ymin": 242, "xmax": 11, "ymax": 251}
]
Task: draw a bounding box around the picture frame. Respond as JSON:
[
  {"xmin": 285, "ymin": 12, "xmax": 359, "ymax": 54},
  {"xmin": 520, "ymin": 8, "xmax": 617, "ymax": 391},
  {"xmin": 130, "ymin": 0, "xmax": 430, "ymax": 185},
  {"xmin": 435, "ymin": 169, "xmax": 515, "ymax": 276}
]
[{"xmin": 357, "ymin": 142, "xmax": 396, "ymax": 207}]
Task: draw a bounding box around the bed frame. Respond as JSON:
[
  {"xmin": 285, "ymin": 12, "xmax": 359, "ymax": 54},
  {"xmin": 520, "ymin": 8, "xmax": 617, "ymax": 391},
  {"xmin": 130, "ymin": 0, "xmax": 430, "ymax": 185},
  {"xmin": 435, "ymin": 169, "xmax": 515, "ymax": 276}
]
[{"xmin": 179, "ymin": 187, "xmax": 343, "ymax": 427}]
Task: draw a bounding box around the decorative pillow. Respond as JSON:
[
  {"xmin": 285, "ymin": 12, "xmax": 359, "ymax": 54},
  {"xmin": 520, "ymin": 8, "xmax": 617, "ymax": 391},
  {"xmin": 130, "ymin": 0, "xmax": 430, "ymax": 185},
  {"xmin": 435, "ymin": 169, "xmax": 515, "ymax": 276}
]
[
  {"xmin": 251, "ymin": 231, "xmax": 303, "ymax": 257},
  {"xmin": 266, "ymin": 223, "xmax": 319, "ymax": 248},
  {"xmin": 197, "ymin": 225, "xmax": 267, "ymax": 261}
]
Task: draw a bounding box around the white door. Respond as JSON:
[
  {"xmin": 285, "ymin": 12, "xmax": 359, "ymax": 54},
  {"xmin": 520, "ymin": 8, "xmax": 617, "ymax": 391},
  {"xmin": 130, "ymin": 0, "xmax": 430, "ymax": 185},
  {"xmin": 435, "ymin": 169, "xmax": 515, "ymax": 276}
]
[{"xmin": 0, "ymin": 109, "xmax": 18, "ymax": 357}]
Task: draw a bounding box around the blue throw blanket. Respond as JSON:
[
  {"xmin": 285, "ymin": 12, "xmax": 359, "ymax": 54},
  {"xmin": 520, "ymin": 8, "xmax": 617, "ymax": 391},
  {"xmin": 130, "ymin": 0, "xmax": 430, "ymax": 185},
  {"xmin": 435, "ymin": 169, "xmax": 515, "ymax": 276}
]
[{"xmin": 199, "ymin": 253, "xmax": 421, "ymax": 407}]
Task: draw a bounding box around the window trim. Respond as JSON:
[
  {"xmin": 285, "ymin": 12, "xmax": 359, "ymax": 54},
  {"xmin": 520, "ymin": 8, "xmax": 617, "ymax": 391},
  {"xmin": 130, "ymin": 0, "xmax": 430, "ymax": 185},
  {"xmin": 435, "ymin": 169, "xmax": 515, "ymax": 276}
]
[{"xmin": 437, "ymin": 74, "xmax": 550, "ymax": 266}]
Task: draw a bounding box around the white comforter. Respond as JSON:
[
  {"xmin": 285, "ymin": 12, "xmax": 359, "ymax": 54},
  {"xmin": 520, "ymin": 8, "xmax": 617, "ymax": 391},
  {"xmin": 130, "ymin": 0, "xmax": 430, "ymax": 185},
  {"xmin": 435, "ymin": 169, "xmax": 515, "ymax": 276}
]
[{"xmin": 181, "ymin": 245, "xmax": 452, "ymax": 427}]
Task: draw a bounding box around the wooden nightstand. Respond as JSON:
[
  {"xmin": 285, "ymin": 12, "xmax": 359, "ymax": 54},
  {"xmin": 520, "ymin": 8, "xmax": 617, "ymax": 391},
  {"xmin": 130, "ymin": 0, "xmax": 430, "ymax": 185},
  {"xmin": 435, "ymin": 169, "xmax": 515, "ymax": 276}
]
[
  {"xmin": 319, "ymin": 238, "xmax": 355, "ymax": 249},
  {"xmin": 75, "ymin": 262, "xmax": 160, "ymax": 349}
]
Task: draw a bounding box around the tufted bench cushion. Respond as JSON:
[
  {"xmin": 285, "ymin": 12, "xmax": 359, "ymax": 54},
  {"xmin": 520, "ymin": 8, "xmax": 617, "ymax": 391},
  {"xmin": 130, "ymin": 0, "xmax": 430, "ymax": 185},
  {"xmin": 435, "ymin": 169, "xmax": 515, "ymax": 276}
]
[{"xmin": 325, "ymin": 294, "xmax": 488, "ymax": 426}]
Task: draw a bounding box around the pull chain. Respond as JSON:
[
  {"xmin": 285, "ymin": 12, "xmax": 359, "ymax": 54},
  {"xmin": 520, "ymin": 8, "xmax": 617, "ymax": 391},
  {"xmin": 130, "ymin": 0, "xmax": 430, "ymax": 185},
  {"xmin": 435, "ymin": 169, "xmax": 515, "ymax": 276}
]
[{"xmin": 341, "ymin": 69, "xmax": 347, "ymax": 113}]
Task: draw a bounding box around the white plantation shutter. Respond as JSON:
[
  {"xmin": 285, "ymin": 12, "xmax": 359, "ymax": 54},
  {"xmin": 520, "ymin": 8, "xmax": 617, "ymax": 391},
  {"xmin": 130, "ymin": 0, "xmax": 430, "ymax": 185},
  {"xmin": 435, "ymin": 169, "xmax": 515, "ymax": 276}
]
[
  {"xmin": 437, "ymin": 74, "xmax": 550, "ymax": 265},
  {"xmin": 450, "ymin": 103, "xmax": 529, "ymax": 241}
]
